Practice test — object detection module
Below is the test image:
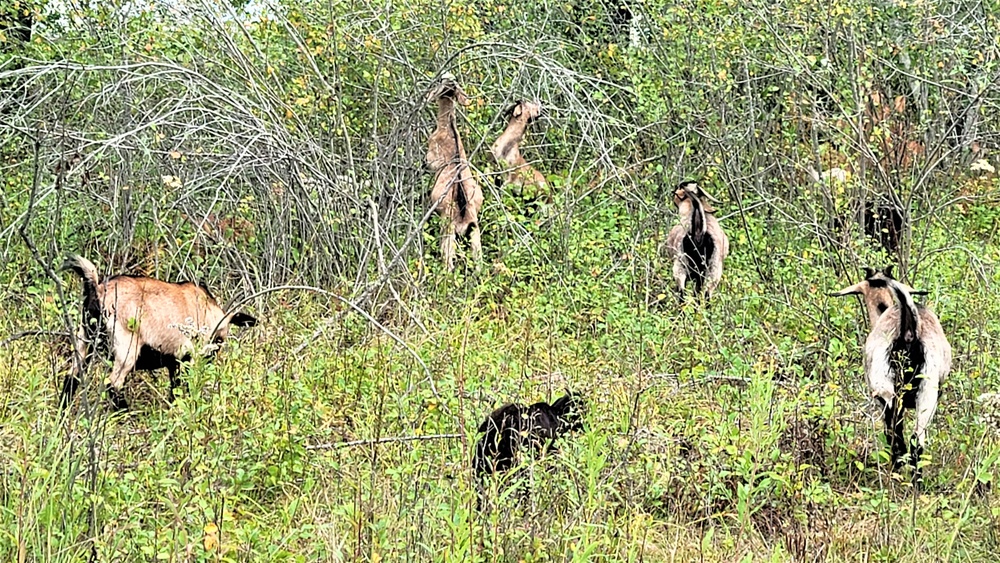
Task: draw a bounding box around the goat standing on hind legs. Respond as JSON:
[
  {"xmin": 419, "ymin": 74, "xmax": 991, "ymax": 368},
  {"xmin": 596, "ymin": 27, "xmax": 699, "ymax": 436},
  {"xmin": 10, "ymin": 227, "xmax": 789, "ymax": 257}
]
[
  {"xmin": 665, "ymin": 181, "xmax": 729, "ymax": 303},
  {"xmin": 425, "ymin": 73, "xmax": 484, "ymax": 272},
  {"xmin": 491, "ymin": 100, "xmax": 548, "ymax": 210},
  {"xmin": 830, "ymin": 266, "xmax": 951, "ymax": 483}
]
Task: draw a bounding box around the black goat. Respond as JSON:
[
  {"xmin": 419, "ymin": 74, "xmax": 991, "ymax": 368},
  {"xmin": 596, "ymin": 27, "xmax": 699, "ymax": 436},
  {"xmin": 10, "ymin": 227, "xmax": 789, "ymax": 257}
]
[
  {"xmin": 473, "ymin": 393, "xmax": 585, "ymax": 478},
  {"xmin": 864, "ymin": 201, "xmax": 904, "ymax": 253}
]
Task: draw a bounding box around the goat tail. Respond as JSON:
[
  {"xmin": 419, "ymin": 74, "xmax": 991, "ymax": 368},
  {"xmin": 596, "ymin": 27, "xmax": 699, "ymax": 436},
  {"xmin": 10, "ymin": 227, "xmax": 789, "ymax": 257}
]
[
  {"xmin": 887, "ymin": 279, "xmax": 920, "ymax": 342},
  {"xmin": 61, "ymin": 255, "xmax": 100, "ymax": 290},
  {"xmin": 455, "ymin": 172, "xmax": 469, "ymax": 220}
]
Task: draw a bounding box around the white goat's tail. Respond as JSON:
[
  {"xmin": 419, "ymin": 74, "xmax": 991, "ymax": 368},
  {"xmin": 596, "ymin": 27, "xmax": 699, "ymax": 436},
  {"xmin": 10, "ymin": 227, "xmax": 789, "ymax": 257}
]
[{"xmin": 887, "ymin": 279, "xmax": 920, "ymax": 343}]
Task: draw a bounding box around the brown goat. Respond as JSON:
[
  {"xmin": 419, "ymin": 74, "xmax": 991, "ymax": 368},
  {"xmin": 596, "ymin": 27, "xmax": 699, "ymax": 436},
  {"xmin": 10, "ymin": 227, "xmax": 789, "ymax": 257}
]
[
  {"xmin": 426, "ymin": 73, "xmax": 484, "ymax": 272},
  {"xmin": 491, "ymin": 100, "xmax": 547, "ymax": 198},
  {"xmin": 666, "ymin": 181, "xmax": 729, "ymax": 301},
  {"xmin": 61, "ymin": 255, "xmax": 257, "ymax": 409}
]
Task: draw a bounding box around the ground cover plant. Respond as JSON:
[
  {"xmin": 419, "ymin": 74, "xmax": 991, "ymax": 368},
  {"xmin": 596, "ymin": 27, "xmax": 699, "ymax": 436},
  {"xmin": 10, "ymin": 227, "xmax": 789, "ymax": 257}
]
[{"xmin": 2, "ymin": 0, "xmax": 1000, "ymax": 560}]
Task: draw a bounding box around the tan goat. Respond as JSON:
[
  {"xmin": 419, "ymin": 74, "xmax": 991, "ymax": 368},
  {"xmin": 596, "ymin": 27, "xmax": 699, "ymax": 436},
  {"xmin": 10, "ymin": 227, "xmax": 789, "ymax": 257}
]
[
  {"xmin": 61, "ymin": 255, "xmax": 257, "ymax": 409},
  {"xmin": 831, "ymin": 266, "xmax": 951, "ymax": 480},
  {"xmin": 666, "ymin": 181, "xmax": 729, "ymax": 301},
  {"xmin": 491, "ymin": 100, "xmax": 547, "ymax": 198},
  {"xmin": 426, "ymin": 73, "xmax": 484, "ymax": 271}
]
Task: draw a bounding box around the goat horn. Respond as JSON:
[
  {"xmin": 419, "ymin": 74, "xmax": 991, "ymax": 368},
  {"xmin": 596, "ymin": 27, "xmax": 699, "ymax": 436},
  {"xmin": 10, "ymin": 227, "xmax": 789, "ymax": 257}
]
[{"xmin": 698, "ymin": 187, "xmax": 722, "ymax": 203}]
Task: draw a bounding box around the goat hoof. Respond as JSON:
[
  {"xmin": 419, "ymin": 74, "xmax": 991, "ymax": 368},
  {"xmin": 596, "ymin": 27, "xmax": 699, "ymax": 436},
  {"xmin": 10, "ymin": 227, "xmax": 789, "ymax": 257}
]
[{"xmin": 107, "ymin": 389, "xmax": 129, "ymax": 411}]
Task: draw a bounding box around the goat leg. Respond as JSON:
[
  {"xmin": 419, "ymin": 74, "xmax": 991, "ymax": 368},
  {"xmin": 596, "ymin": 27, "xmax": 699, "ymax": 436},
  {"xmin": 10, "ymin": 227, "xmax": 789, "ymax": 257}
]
[
  {"xmin": 60, "ymin": 375, "xmax": 81, "ymax": 408},
  {"xmin": 468, "ymin": 224, "xmax": 482, "ymax": 270},
  {"xmin": 167, "ymin": 361, "xmax": 186, "ymax": 402},
  {"xmin": 61, "ymin": 326, "xmax": 91, "ymax": 408},
  {"xmin": 107, "ymin": 333, "xmax": 137, "ymax": 410},
  {"xmin": 106, "ymin": 386, "xmax": 129, "ymax": 410},
  {"xmin": 910, "ymin": 378, "xmax": 939, "ymax": 483},
  {"xmin": 909, "ymin": 434, "xmax": 924, "ymax": 484},
  {"xmin": 880, "ymin": 397, "xmax": 908, "ymax": 471},
  {"xmin": 441, "ymin": 222, "xmax": 457, "ymax": 272},
  {"xmin": 673, "ymin": 265, "xmax": 688, "ymax": 303}
]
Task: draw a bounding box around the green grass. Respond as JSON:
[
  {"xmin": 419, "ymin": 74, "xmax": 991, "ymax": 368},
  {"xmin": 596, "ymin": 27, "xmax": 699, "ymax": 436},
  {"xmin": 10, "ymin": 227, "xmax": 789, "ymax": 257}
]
[{"xmin": 3, "ymin": 205, "xmax": 1000, "ymax": 562}]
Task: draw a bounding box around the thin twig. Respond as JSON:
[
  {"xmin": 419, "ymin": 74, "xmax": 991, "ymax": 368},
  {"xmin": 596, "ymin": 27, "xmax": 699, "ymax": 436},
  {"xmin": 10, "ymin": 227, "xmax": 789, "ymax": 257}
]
[
  {"xmin": 306, "ymin": 433, "xmax": 463, "ymax": 451},
  {"xmin": 0, "ymin": 330, "xmax": 72, "ymax": 348}
]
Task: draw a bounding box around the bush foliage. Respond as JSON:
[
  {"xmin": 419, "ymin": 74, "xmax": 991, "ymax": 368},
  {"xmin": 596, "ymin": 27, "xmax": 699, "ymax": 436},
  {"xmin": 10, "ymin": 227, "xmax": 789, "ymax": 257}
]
[{"xmin": 2, "ymin": 0, "xmax": 1000, "ymax": 560}]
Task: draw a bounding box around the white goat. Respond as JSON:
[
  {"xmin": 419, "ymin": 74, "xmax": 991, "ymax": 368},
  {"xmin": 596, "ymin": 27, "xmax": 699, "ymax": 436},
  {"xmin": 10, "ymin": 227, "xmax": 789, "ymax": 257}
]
[
  {"xmin": 61, "ymin": 255, "xmax": 257, "ymax": 409},
  {"xmin": 425, "ymin": 73, "xmax": 484, "ymax": 271},
  {"xmin": 665, "ymin": 181, "xmax": 729, "ymax": 301},
  {"xmin": 831, "ymin": 266, "xmax": 951, "ymax": 479}
]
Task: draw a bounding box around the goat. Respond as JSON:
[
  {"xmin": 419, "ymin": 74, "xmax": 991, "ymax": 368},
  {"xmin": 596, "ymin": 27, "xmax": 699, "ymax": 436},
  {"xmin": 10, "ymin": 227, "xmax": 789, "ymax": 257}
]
[
  {"xmin": 830, "ymin": 266, "xmax": 951, "ymax": 480},
  {"xmin": 473, "ymin": 392, "xmax": 585, "ymax": 478},
  {"xmin": 491, "ymin": 100, "xmax": 548, "ymax": 209},
  {"xmin": 425, "ymin": 73, "xmax": 484, "ymax": 272},
  {"xmin": 665, "ymin": 181, "xmax": 729, "ymax": 301},
  {"xmin": 61, "ymin": 255, "xmax": 257, "ymax": 409},
  {"xmin": 805, "ymin": 166, "xmax": 903, "ymax": 253},
  {"xmin": 864, "ymin": 200, "xmax": 904, "ymax": 253}
]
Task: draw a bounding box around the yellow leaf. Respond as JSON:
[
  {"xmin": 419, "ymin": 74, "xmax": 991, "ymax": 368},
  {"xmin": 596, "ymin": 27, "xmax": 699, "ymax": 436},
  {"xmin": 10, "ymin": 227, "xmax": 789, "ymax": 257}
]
[
  {"xmin": 203, "ymin": 522, "xmax": 219, "ymax": 552},
  {"xmin": 169, "ymin": 150, "xmax": 181, "ymax": 160}
]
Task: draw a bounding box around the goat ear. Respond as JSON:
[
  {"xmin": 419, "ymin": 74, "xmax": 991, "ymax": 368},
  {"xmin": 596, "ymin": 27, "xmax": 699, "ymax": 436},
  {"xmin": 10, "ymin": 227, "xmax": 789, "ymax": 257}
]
[
  {"xmin": 891, "ymin": 280, "xmax": 925, "ymax": 295},
  {"xmin": 829, "ymin": 281, "xmax": 866, "ymax": 296},
  {"xmin": 863, "ymin": 267, "xmax": 876, "ymax": 279},
  {"xmin": 882, "ymin": 265, "xmax": 895, "ymax": 278},
  {"xmin": 512, "ymin": 104, "xmax": 523, "ymax": 118},
  {"xmin": 229, "ymin": 312, "xmax": 257, "ymax": 328}
]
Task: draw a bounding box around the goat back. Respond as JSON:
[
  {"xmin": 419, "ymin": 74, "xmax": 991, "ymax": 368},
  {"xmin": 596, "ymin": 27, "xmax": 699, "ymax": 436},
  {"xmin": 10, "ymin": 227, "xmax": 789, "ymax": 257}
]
[{"xmin": 97, "ymin": 276, "xmax": 230, "ymax": 356}]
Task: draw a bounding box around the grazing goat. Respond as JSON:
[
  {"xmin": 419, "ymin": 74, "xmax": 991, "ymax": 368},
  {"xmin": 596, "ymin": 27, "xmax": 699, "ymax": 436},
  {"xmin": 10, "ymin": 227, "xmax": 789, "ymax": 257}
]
[
  {"xmin": 473, "ymin": 392, "xmax": 585, "ymax": 478},
  {"xmin": 665, "ymin": 181, "xmax": 729, "ymax": 301},
  {"xmin": 831, "ymin": 266, "xmax": 951, "ymax": 479},
  {"xmin": 491, "ymin": 100, "xmax": 548, "ymax": 206},
  {"xmin": 61, "ymin": 255, "xmax": 257, "ymax": 409},
  {"xmin": 425, "ymin": 73, "xmax": 484, "ymax": 272}
]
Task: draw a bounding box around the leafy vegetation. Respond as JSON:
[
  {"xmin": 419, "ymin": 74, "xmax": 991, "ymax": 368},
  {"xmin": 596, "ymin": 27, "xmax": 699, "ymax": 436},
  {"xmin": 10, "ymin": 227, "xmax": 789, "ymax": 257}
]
[{"xmin": 2, "ymin": 0, "xmax": 1000, "ymax": 560}]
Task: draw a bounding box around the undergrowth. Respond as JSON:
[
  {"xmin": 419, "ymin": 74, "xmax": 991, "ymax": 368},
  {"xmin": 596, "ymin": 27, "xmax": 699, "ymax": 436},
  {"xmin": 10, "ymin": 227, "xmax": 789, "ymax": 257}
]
[{"xmin": 3, "ymin": 197, "xmax": 1000, "ymax": 562}]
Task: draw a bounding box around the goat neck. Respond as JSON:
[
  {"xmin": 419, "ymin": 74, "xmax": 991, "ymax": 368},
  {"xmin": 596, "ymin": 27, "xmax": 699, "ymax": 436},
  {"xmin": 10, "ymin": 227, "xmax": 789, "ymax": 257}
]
[
  {"xmin": 491, "ymin": 115, "xmax": 529, "ymax": 166},
  {"xmin": 434, "ymin": 96, "xmax": 455, "ymax": 134},
  {"xmin": 438, "ymin": 97, "xmax": 469, "ymax": 158},
  {"xmin": 426, "ymin": 96, "xmax": 463, "ymax": 171},
  {"xmin": 886, "ymin": 279, "xmax": 921, "ymax": 343}
]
